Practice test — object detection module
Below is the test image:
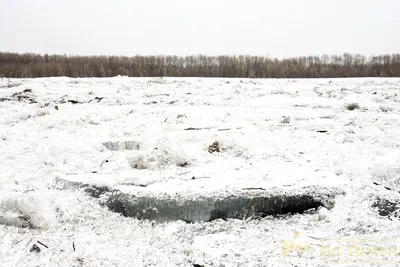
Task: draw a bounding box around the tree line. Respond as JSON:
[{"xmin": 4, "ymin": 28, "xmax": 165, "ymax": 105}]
[{"xmin": 0, "ymin": 52, "xmax": 399, "ymax": 78}]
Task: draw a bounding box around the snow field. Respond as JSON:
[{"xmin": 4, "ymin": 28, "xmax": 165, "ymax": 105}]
[{"xmin": 1, "ymin": 77, "xmax": 400, "ymax": 266}]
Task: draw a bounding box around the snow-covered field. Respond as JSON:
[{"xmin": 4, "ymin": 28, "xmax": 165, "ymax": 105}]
[{"xmin": 1, "ymin": 76, "xmax": 400, "ymax": 266}]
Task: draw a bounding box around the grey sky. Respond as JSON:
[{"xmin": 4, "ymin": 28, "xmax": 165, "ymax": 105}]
[{"xmin": 0, "ymin": 0, "xmax": 399, "ymax": 58}]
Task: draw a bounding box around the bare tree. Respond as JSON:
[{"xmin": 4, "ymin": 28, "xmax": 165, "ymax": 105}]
[{"xmin": 0, "ymin": 52, "xmax": 399, "ymax": 78}]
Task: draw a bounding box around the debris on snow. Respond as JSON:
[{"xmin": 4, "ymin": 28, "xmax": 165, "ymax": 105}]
[
  {"xmin": 379, "ymin": 105, "xmax": 393, "ymax": 113},
  {"xmin": 88, "ymin": 96, "xmax": 105, "ymax": 103},
  {"xmin": 0, "ymin": 89, "xmax": 37, "ymax": 103},
  {"xmin": 345, "ymin": 102, "xmax": 360, "ymax": 110},
  {"xmin": 208, "ymin": 141, "xmax": 220, "ymax": 153},
  {"xmin": 29, "ymin": 244, "xmax": 41, "ymax": 253},
  {"xmin": 205, "ymin": 135, "xmax": 247, "ymax": 158},
  {"xmin": 372, "ymin": 197, "xmax": 400, "ymax": 219},
  {"xmin": 184, "ymin": 127, "xmax": 211, "ymax": 131},
  {"xmin": 280, "ymin": 115, "xmax": 291, "ymax": 124}
]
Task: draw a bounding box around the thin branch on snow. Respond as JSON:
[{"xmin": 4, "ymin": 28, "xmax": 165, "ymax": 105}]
[
  {"xmin": 120, "ymin": 182, "xmax": 148, "ymax": 187},
  {"xmin": 37, "ymin": 240, "xmax": 48, "ymax": 248},
  {"xmin": 190, "ymin": 176, "xmax": 211, "ymax": 180},
  {"xmin": 242, "ymin": 187, "xmax": 265, "ymax": 191},
  {"xmin": 24, "ymin": 238, "xmax": 33, "ymax": 250},
  {"xmin": 184, "ymin": 127, "xmax": 242, "ymax": 131},
  {"xmin": 100, "ymin": 156, "xmax": 113, "ymax": 167},
  {"xmin": 13, "ymin": 237, "xmax": 27, "ymax": 246},
  {"xmin": 184, "ymin": 127, "xmax": 210, "ymax": 131},
  {"xmin": 218, "ymin": 127, "xmax": 243, "ymax": 131}
]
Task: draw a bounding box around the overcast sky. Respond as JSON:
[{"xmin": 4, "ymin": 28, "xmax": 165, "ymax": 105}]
[{"xmin": 0, "ymin": 0, "xmax": 399, "ymax": 58}]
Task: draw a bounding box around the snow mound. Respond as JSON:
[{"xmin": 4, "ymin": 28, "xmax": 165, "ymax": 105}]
[
  {"xmin": 370, "ymin": 150, "xmax": 400, "ymax": 190},
  {"xmin": 26, "ymin": 83, "xmax": 46, "ymax": 92},
  {"xmin": 0, "ymin": 193, "xmax": 57, "ymax": 229},
  {"xmin": 205, "ymin": 134, "xmax": 248, "ymax": 158},
  {"xmin": 126, "ymin": 137, "xmax": 190, "ymax": 170},
  {"xmin": 149, "ymin": 77, "xmax": 167, "ymax": 84},
  {"xmin": 103, "ymin": 140, "xmax": 142, "ymax": 151}
]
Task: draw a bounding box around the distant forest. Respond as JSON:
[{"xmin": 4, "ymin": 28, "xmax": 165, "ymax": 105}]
[{"xmin": 0, "ymin": 52, "xmax": 399, "ymax": 78}]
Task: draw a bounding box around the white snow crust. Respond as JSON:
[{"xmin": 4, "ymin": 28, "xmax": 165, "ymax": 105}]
[{"xmin": 1, "ymin": 77, "xmax": 400, "ymax": 266}]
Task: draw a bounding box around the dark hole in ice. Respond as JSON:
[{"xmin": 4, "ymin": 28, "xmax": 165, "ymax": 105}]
[
  {"xmin": 106, "ymin": 192, "xmax": 325, "ymax": 223},
  {"xmin": 83, "ymin": 185, "xmax": 113, "ymax": 198},
  {"xmin": 56, "ymin": 179, "xmax": 337, "ymax": 223}
]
